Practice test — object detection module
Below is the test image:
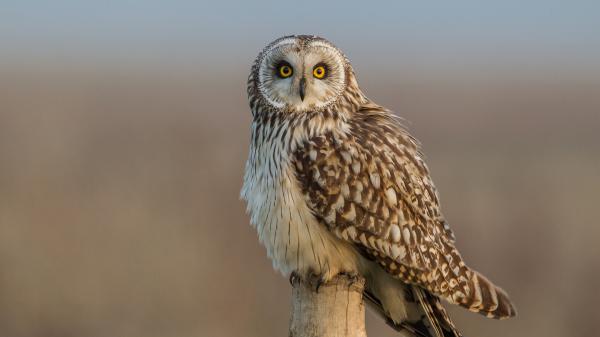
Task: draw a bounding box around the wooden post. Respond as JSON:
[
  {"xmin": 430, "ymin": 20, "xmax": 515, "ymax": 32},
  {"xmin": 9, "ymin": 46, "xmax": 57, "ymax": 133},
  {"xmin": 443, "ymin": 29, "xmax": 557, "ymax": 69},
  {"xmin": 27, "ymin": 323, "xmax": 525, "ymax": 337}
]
[{"xmin": 289, "ymin": 274, "xmax": 367, "ymax": 337}]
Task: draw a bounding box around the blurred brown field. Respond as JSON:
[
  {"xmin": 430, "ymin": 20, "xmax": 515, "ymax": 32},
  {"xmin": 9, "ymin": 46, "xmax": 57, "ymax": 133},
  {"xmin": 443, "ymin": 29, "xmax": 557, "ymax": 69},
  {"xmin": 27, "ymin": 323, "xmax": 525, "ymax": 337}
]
[{"xmin": 0, "ymin": 62, "xmax": 599, "ymax": 337}]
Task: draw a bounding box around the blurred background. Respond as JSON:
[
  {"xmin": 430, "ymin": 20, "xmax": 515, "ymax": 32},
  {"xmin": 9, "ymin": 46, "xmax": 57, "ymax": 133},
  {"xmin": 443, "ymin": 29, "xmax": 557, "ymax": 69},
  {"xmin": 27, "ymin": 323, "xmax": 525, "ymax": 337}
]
[{"xmin": 1, "ymin": 1, "xmax": 599, "ymax": 336}]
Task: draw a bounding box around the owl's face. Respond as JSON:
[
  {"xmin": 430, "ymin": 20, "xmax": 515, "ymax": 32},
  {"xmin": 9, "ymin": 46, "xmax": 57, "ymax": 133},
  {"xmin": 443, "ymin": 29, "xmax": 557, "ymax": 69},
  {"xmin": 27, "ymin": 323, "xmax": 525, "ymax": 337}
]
[{"xmin": 254, "ymin": 36, "xmax": 348, "ymax": 112}]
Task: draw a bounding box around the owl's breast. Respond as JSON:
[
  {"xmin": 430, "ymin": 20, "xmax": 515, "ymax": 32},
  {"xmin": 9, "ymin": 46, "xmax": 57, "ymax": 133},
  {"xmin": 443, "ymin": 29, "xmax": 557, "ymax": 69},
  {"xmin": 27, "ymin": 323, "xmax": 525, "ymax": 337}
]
[{"xmin": 241, "ymin": 138, "xmax": 361, "ymax": 278}]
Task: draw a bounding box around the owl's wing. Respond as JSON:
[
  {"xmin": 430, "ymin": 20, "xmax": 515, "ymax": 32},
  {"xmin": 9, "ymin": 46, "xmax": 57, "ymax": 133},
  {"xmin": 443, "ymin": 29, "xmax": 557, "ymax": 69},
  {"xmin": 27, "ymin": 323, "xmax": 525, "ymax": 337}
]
[{"xmin": 293, "ymin": 102, "xmax": 515, "ymax": 319}]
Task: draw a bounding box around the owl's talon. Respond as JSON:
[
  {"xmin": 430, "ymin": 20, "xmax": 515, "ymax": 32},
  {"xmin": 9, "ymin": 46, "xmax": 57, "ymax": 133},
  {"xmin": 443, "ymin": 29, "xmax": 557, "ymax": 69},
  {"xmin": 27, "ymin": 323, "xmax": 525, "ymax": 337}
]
[
  {"xmin": 306, "ymin": 271, "xmax": 326, "ymax": 293},
  {"xmin": 289, "ymin": 272, "xmax": 299, "ymax": 286},
  {"xmin": 315, "ymin": 276, "xmax": 327, "ymax": 293}
]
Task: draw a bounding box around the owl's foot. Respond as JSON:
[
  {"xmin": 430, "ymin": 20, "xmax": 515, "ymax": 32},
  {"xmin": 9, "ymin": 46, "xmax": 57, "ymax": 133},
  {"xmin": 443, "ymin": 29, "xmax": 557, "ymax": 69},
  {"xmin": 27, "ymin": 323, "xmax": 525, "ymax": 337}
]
[
  {"xmin": 290, "ymin": 270, "xmax": 363, "ymax": 293},
  {"xmin": 338, "ymin": 271, "xmax": 362, "ymax": 288},
  {"xmin": 313, "ymin": 271, "xmax": 362, "ymax": 293},
  {"xmin": 307, "ymin": 271, "xmax": 328, "ymax": 293},
  {"xmin": 288, "ymin": 271, "xmax": 327, "ymax": 292}
]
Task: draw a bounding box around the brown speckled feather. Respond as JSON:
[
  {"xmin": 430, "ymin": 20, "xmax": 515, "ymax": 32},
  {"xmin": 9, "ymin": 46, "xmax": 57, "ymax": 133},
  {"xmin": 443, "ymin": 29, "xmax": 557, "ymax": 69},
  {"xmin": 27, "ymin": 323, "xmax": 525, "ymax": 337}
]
[{"xmin": 293, "ymin": 102, "xmax": 515, "ymax": 319}]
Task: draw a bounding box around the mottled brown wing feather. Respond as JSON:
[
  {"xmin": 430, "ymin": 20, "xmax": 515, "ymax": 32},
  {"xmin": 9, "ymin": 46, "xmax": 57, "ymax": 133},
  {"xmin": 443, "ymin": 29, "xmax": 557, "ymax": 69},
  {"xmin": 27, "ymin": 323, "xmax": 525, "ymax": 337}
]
[{"xmin": 293, "ymin": 102, "xmax": 515, "ymax": 319}]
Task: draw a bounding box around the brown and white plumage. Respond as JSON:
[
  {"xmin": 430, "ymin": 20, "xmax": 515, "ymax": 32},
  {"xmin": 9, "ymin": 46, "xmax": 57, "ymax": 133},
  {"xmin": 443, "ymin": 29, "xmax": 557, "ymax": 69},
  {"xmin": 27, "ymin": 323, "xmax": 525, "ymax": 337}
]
[{"xmin": 242, "ymin": 35, "xmax": 516, "ymax": 337}]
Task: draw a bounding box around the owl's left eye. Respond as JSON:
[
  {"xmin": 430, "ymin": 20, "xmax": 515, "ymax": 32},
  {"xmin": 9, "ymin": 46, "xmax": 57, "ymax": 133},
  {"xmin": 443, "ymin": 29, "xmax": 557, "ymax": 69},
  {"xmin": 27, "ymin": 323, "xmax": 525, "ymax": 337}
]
[{"xmin": 313, "ymin": 64, "xmax": 327, "ymax": 79}]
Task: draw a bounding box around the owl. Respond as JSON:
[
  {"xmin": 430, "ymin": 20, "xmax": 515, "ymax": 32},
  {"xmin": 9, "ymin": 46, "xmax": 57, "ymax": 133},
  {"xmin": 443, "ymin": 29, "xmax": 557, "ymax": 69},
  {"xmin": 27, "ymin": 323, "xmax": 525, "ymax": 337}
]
[{"xmin": 241, "ymin": 35, "xmax": 516, "ymax": 337}]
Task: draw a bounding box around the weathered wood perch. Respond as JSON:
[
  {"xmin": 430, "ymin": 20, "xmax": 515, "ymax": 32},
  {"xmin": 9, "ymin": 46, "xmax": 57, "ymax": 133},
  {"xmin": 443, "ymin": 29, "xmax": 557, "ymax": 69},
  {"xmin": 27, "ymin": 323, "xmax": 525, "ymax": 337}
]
[{"xmin": 289, "ymin": 274, "xmax": 367, "ymax": 337}]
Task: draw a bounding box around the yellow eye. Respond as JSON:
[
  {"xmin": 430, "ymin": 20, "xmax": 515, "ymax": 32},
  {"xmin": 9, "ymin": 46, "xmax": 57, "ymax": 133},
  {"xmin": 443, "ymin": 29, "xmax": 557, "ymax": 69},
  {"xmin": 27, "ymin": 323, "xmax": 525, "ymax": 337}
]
[
  {"xmin": 313, "ymin": 65, "xmax": 326, "ymax": 79},
  {"xmin": 278, "ymin": 64, "xmax": 293, "ymax": 78}
]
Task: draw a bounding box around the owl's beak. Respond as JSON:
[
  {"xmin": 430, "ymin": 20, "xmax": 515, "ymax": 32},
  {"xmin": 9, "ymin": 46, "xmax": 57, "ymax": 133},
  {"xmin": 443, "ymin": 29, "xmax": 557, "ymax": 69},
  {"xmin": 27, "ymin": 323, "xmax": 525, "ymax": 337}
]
[{"xmin": 299, "ymin": 77, "xmax": 306, "ymax": 101}]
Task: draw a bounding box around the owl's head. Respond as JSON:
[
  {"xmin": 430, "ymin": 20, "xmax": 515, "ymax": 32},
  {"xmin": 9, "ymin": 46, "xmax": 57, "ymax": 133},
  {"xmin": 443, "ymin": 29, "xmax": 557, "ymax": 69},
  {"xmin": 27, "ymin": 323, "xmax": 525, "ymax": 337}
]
[{"xmin": 250, "ymin": 35, "xmax": 354, "ymax": 113}]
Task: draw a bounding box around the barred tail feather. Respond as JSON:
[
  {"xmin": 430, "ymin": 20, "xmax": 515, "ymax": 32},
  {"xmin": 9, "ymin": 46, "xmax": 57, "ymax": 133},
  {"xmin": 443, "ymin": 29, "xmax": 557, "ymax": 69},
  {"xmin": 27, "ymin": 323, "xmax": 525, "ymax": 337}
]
[
  {"xmin": 413, "ymin": 287, "xmax": 462, "ymax": 337},
  {"xmin": 363, "ymin": 288, "xmax": 462, "ymax": 337},
  {"xmin": 363, "ymin": 290, "xmax": 424, "ymax": 336},
  {"xmin": 463, "ymin": 271, "xmax": 517, "ymax": 319}
]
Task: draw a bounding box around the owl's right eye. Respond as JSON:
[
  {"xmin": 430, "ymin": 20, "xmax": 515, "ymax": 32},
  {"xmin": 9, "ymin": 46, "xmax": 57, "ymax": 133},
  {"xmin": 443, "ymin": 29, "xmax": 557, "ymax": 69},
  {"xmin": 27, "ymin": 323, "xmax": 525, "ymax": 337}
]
[{"xmin": 276, "ymin": 62, "xmax": 293, "ymax": 78}]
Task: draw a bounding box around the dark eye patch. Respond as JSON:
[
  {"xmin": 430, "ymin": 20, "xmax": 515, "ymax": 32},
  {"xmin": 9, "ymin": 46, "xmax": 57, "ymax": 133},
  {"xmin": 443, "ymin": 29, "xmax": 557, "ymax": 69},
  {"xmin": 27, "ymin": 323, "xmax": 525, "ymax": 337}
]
[
  {"xmin": 313, "ymin": 62, "xmax": 329, "ymax": 79},
  {"xmin": 274, "ymin": 60, "xmax": 293, "ymax": 78}
]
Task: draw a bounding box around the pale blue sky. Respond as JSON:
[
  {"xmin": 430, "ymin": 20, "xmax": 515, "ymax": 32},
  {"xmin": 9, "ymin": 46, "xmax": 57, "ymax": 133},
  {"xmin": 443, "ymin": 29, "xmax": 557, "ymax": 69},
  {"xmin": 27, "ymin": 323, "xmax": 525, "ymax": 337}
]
[{"xmin": 1, "ymin": 1, "xmax": 599, "ymax": 70}]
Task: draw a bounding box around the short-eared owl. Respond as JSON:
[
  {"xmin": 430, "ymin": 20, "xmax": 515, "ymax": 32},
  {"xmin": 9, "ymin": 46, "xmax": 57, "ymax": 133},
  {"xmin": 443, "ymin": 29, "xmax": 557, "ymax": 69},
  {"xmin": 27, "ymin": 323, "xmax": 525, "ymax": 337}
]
[{"xmin": 241, "ymin": 35, "xmax": 516, "ymax": 337}]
